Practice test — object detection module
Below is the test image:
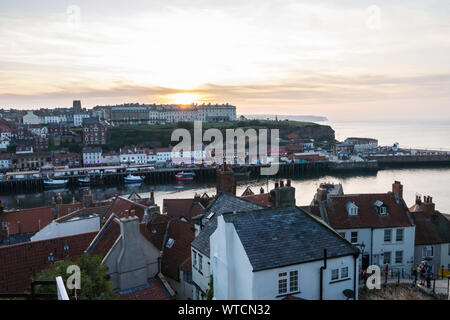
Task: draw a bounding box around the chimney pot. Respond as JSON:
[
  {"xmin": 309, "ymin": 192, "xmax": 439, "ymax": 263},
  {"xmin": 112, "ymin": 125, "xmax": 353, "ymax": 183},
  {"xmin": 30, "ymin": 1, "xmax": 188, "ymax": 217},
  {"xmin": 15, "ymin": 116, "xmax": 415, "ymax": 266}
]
[
  {"xmin": 275, "ymin": 182, "xmax": 279, "ymax": 189},
  {"xmin": 287, "ymin": 179, "xmax": 291, "ymax": 187},
  {"xmin": 124, "ymin": 210, "xmax": 129, "ymax": 218},
  {"xmin": 280, "ymin": 180, "xmax": 284, "ymax": 187},
  {"xmin": 130, "ymin": 210, "xmax": 136, "ymax": 217}
]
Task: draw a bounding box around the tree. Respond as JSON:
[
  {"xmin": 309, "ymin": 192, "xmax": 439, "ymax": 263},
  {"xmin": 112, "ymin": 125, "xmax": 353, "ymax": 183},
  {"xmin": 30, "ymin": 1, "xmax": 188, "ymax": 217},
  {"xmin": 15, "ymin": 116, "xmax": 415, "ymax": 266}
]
[{"xmin": 33, "ymin": 255, "xmax": 119, "ymax": 300}]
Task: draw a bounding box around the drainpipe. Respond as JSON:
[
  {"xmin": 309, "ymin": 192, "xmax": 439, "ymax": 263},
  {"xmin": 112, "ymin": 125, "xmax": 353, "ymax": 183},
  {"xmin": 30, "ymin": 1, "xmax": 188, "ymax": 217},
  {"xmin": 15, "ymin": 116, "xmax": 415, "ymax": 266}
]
[
  {"xmin": 353, "ymin": 253, "xmax": 358, "ymax": 300},
  {"xmin": 320, "ymin": 249, "xmax": 327, "ymax": 300}
]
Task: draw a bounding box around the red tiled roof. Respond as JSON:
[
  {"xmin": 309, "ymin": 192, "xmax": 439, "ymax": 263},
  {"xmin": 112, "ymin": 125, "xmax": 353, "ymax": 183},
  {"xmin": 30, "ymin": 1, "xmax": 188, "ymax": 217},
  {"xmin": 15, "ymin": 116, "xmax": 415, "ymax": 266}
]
[
  {"xmin": 3, "ymin": 206, "xmax": 54, "ymax": 235},
  {"xmin": 86, "ymin": 216, "xmax": 121, "ymax": 258},
  {"xmin": 323, "ymin": 193, "xmax": 414, "ymax": 229},
  {"xmin": 142, "ymin": 215, "xmax": 195, "ymax": 279},
  {"xmin": 105, "ymin": 196, "xmax": 148, "ymax": 221},
  {"xmin": 0, "ymin": 232, "xmax": 97, "ymax": 293},
  {"xmin": 162, "ymin": 198, "xmax": 205, "ymax": 221},
  {"xmin": 119, "ymin": 279, "xmax": 171, "ymax": 300},
  {"xmin": 242, "ymin": 193, "xmax": 272, "ymax": 207},
  {"xmin": 56, "ymin": 203, "xmax": 83, "ymax": 218},
  {"xmin": 410, "ymin": 210, "xmax": 450, "ymax": 245}
]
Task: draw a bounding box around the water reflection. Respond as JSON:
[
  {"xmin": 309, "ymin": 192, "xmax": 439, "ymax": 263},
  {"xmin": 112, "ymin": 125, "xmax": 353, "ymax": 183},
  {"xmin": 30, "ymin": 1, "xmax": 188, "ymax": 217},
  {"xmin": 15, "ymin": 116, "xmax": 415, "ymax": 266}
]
[{"xmin": 2, "ymin": 167, "xmax": 449, "ymax": 212}]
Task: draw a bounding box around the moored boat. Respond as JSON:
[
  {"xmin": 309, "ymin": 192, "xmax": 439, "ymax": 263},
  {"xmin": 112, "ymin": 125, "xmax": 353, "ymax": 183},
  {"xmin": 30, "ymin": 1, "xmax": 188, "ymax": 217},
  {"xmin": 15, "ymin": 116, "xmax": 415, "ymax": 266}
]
[
  {"xmin": 124, "ymin": 174, "xmax": 144, "ymax": 183},
  {"xmin": 77, "ymin": 176, "xmax": 91, "ymax": 184},
  {"xmin": 175, "ymin": 171, "xmax": 195, "ymax": 181},
  {"xmin": 44, "ymin": 178, "xmax": 68, "ymax": 188}
]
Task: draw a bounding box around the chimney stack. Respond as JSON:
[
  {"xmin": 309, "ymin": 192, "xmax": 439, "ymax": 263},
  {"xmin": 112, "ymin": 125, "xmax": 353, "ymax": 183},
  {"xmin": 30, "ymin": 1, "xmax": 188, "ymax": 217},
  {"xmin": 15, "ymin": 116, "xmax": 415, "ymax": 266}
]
[
  {"xmin": 115, "ymin": 215, "xmax": 148, "ymax": 291},
  {"xmin": 216, "ymin": 162, "xmax": 236, "ymax": 195},
  {"xmin": 82, "ymin": 188, "xmax": 93, "ymax": 208},
  {"xmin": 392, "ymin": 181, "xmax": 403, "ymax": 199},
  {"xmin": 270, "ymin": 180, "xmax": 296, "ymax": 208}
]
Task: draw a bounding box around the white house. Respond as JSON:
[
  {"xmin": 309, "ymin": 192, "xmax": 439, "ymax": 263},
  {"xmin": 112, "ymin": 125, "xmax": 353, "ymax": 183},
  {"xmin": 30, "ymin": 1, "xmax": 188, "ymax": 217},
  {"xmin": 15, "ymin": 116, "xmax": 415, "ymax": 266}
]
[
  {"xmin": 82, "ymin": 146, "xmax": 103, "ymax": 166},
  {"xmin": 311, "ymin": 181, "xmax": 416, "ymax": 274},
  {"xmin": 155, "ymin": 147, "xmax": 172, "ymax": 163},
  {"xmin": 44, "ymin": 115, "xmax": 60, "ymax": 124},
  {"xmin": 73, "ymin": 113, "xmax": 90, "ymax": 127},
  {"xmin": 210, "ymin": 206, "xmax": 359, "ymax": 300},
  {"xmin": 191, "ymin": 192, "xmax": 266, "ymax": 300},
  {"xmin": 0, "ymin": 154, "xmax": 12, "ymax": 169},
  {"xmin": 120, "ymin": 147, "xmax": 149, "ymax": 165},
  {"xmin": 22, "ymin": 111, "xmax": 42, "ymax": 125}
]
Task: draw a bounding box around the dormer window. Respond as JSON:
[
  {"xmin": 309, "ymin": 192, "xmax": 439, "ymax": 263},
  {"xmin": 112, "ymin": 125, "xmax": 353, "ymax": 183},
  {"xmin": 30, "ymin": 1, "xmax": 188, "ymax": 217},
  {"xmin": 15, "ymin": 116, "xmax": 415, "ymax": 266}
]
[
  {"xmin": 346, "ymin": 201, "xmax": 358, "ymax": 216},
  {"xmin": 374, "ymin": 200, "xmax": 388, "ymax": 216}
]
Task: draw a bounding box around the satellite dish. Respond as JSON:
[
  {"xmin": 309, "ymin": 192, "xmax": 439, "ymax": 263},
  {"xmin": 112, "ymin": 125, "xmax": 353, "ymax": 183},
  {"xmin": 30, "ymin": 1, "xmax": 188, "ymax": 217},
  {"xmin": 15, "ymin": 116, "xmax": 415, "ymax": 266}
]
[{"xmin": 343, "ymin": 289, "xmax": 354, "ymax": 300}]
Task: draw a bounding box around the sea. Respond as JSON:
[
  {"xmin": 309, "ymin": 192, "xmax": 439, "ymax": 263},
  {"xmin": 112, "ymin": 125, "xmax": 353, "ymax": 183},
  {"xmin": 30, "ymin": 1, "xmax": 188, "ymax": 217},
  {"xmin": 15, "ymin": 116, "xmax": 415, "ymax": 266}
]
[{"xmin": 2, "ymin": 119, "xmax": 450, "ymax": 213}]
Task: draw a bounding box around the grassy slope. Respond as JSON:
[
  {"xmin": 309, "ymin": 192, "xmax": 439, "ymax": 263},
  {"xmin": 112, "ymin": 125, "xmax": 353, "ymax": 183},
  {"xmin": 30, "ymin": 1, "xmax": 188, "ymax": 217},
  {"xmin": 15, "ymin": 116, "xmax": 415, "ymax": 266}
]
[{"xmin": 106, "ymin": 120, "xmax": 321, "ymax": 150}]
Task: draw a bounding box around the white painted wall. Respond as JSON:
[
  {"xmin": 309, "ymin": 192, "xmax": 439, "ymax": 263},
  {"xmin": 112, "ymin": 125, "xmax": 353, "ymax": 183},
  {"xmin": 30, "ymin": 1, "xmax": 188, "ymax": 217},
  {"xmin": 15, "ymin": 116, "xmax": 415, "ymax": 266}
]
[
  {"xmin": 31, "ymin": 216, "xmax": 100, "ymax": 241},
  {"xmin": 211, "ymin": 215, "xmax": 358, "ymax": 300}
]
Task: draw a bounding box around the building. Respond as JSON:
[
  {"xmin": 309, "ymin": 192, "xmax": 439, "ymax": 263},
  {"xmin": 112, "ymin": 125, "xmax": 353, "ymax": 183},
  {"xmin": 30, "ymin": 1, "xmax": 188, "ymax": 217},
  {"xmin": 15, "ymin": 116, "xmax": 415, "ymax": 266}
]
[
  {"xmin": 155, "ymin": 147, "xmax": 172, "ymax": 163},
  {"xmin": 94, "ymin": 103, "xmax": 237, "ymax": 126},
  {"xmin": 46, "ymin": 123, "xmax": 71, "ymax": 136},
  {"xmin": 191, "ymin": 192, "xmax": 266, "ymax": 299},
  {"xmin": 162, "ymin": 197, "xmax": 206, "ymax": 222},
  {"xmin": 82, "ymin": 118, "xmax": 107, "ymax": 146},
  {"xmin": 308, "ymin": 181, "xmax": 416, "ymax": 273},
  {"xmin": 211, "ymin": 205, "xmax": 359, "ymax": 300},
  {"xmin": 13, "ymin": 151, "xmax": 52, "ymax": 170},
  {"xmin": 345, "ymin": 137, "xmax": 378, "ymax": 153},
  {"xmin": 73, "ymin": 113, "xmax": 90, "ymax": 127},
  {"xmin": 53, "ymin": 153, "xmax": 81, "ymax": 167},
  {"xmin": 22, "ymin": 111, "xmax": 41, "ymax": 125},
  {"xmin": 410, "ymin": 195, "xmax": 450, "ymax": 274},
  {"xmin": 119, "ymin": 147, "xmax": 155, "ymax": 165},
  {"xmin": 82, "ymin": 147, "xmax": 102, "ymax": 166},
  {"xmin": 0, "ymin": 154, "xmax": 12, "ymax": 169},
  {"xmin": 102, "ymin": 152, "xmax": 120, "ymax": 166},
  {"xmin": 73, "ymin": 100, "xmax": 82, "ymax": 113}
]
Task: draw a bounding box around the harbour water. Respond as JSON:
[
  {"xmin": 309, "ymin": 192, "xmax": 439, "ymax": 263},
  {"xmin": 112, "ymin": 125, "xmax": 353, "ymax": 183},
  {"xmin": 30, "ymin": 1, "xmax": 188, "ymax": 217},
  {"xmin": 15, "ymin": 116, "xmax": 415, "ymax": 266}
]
[{"xmin": 2, "ymin": 120, "xmax": 450, "ymax": 212}]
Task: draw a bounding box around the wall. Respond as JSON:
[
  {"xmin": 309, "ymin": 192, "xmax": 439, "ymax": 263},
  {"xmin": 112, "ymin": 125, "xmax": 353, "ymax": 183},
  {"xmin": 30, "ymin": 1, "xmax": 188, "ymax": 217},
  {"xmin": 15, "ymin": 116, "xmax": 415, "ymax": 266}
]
[
  {"xmin": 372, "ymin": 226, "xmax": 415, "ymax": 272},
  {"xmin": 252, "ymin": 255, "xmax": 357, "ymax": 300}
]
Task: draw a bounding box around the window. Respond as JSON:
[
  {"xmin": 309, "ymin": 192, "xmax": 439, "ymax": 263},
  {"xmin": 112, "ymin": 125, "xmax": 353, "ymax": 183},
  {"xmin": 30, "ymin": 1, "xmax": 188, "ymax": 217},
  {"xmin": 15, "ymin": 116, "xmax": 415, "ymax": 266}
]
[
  {"xmin": 198, "ymin": 254, "xmax": 203, "ymax": 272},
  {"xmin": 341, "ymin": 267, "xmax": 349, "ymax": 279},
  {"xmin": 278, "ymin": 272, "xmax": 288, "ymax": 294},
  {"xmin": 183, "ymin": 271, "xmax": 192, "ymax": 284},
  {"xmin": 350, "ymin": 232, "xmax": 358, "ymax": 244},
  {"xmin": 395, "ymin": 251, "xmax": 403, "ymax": 264},
  {"xmin": 289, "ymin": 271, "xmax": 298, "ymax": 292},
  {"xmin": 331, "ymin": 269, "xmax": 339, "ymax": 281},
  {"xmin": 396, "ymin": 229, "xmax": 404, "ymax": 242},
  {"xmin": 379, "ymin": 206, "xmax": 388, "ymax": 215},
  {"xmin": 192, "ymin": 250, "xmax": 197, "ymax": 269},
  {"xmin": 423, "ymin": 246, "xmax": 434, "ymax": 258},
  {"xmin": 384, "ymin": 229, "xmax": 392, "ymax": 242},
  {"xmin": 383, "ymin": 252, "xmax": 391, "ymax": 264},
  {"xmin": 348, "ymin": 206, "xmax": 358, "ymax": 216}
]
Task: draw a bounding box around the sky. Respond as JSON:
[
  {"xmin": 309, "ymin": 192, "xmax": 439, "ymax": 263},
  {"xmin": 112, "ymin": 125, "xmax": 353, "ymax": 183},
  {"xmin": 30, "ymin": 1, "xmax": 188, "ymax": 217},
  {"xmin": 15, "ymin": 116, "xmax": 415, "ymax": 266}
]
[{"xmin": 1, "ymin": 0, "xmax": 450, "ymax": 120}]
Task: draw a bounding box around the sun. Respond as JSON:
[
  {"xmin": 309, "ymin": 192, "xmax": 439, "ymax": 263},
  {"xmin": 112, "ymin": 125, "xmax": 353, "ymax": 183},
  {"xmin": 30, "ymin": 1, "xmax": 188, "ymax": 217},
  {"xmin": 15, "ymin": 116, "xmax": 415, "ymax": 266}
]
[{"xmin": 167, "ymin": 93, "xmax": 202, "ymax": 105}]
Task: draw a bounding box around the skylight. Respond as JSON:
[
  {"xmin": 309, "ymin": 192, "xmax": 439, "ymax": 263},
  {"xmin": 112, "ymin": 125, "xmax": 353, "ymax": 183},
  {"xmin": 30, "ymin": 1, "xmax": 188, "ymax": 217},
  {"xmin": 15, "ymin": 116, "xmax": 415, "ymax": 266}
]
[{"xmin": 166, "ymin": 238, "xmax": 175, "ymax": 248}]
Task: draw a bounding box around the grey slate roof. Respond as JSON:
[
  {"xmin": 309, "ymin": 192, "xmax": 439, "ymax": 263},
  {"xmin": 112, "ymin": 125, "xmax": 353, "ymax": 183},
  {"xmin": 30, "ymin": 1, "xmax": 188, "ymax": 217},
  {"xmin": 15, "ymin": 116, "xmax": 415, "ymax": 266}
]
[
  {"xmin": 223, "ymin": 206, "xmax": 359, "ymax": 272},
  {"xmin": 191, "ymin": 192, "xmax": 266, "ymax": 257}
]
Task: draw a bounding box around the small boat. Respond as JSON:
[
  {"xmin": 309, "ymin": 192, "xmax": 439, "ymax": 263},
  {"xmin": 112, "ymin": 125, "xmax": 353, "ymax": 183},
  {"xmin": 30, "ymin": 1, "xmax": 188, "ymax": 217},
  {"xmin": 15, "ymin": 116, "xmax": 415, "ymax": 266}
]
[
  {"xmin": 44, "ymin": 178, "xmax": 68, "ymax": 188},
  {"xmin": 124, "ymin": 175, "xmax": 144, "ymax": 184},
  {"xmin": 175, "ymin": 171, "xmax": 195, "ymax": 181},
  {"xmin": 77, "ymin": 176, "xmax": 91, "ymax": 184}
]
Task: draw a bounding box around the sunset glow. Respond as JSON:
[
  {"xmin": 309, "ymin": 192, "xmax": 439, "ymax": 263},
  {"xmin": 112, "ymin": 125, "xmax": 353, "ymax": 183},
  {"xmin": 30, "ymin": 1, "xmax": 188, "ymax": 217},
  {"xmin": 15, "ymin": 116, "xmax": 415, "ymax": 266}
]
[{"xmin": 0, "ymin": 1, "xmax": 449, "ymax": 120}]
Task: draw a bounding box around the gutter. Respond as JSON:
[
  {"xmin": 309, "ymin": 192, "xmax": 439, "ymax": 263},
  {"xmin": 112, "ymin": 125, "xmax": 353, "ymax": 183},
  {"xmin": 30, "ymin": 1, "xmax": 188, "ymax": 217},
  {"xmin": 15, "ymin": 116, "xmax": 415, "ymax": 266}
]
[{"xmin": 319, "ymin": 249, "xmax": 327, "ymax": 300}]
